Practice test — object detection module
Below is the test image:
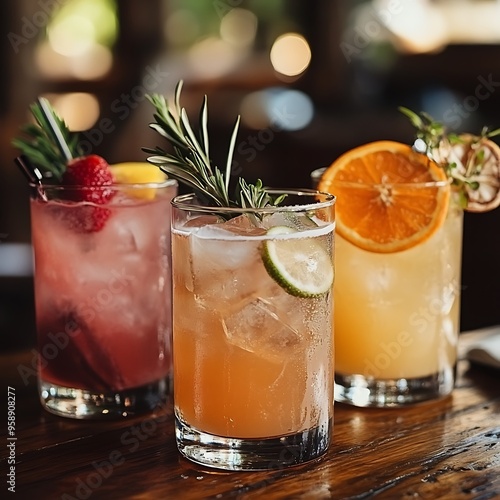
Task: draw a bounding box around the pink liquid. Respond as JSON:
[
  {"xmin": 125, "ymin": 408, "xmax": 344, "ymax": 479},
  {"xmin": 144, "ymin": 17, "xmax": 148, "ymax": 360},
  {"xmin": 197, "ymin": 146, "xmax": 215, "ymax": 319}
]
[{"xmin": 30, "ymin": 186, "xmax": 176, "ymax": 392}]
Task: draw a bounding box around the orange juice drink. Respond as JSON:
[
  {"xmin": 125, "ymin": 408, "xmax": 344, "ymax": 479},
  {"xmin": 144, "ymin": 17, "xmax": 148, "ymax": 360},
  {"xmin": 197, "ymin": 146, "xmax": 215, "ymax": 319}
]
[
  {"xmin": 171, "ymin": 190, "xmax": 335, "ymax": 470},
  {"xmin": 318, "ymin": 141, "xmax": 464, "ymax": 406},
  {"xmin": 334, "ymin": 202, "xmax": 462, "ymax": 380},
  {"xmin": 333, "ymin": 184, "xmax": 463, "ymax": 406}
]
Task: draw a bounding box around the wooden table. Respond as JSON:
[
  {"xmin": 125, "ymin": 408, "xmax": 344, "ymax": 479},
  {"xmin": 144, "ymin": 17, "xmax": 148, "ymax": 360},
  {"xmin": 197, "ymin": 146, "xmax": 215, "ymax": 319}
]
[{"xmin": 1, "ymin": 329, "xmax": 499, "ymax": 499}]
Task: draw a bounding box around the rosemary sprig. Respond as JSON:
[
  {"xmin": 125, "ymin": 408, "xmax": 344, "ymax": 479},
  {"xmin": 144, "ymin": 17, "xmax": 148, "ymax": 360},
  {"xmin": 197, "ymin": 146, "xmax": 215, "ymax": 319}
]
[
  {"xmin": 12, "ymin": 97, "xmax": 81, "ymax": 181},
  {"xmin": 143, "ymin": 81, "xmax": 284, "ymax": 210}
]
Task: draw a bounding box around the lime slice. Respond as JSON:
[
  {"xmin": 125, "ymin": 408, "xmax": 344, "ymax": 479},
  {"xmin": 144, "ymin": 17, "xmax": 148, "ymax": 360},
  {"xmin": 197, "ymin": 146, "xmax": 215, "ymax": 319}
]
[
  {"xmin": 110, "ymin": 162, "xmax": 168, "ymax": 199},
  {"xmin": 262, "ymin": 226, "xmax": 334, "ymax": 298}
]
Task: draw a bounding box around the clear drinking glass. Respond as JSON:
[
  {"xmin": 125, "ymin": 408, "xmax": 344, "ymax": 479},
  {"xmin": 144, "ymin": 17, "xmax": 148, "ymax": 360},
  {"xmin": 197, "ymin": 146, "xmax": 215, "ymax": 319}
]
[
  {"xmin": 30, "ymin": 178, "xmax": 178, "ymax": 418},
  {"xmin": 312, "ymin": 168, "xmax": 463, "ymax": 407},
  {"xmin": 171, "ymin": 190, "xmax": 335, "ymax": 470}
]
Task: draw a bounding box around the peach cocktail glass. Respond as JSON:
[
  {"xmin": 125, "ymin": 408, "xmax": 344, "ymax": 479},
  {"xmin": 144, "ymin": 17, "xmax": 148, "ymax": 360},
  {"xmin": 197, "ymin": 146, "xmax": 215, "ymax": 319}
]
[
  {"xmin": 312, "ymin": 166, "xmax": 463, "ymax": 407},
  {"xmin": 171, "ymin": 189, "xmax": 335, "ymax": 470},
  {"xmin": 30, "ymin": 178, "xmax": 177, "ymax": 418},
  {"xmin": 332, "ymin": 180, "xmax": 462, "ymax": 406}
]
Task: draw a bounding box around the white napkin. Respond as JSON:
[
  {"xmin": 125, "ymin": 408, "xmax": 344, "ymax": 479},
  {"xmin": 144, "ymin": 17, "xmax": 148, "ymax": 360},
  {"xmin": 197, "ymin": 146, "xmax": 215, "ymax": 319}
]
[{"xmin": 466, "ymin": 326, "xmax": 500, "ymax": 370}]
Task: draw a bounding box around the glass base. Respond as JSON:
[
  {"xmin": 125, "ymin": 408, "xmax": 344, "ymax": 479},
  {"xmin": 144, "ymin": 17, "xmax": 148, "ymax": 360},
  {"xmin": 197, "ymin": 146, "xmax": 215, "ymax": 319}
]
[
  {"xmin": 39, "ymin": 377, "xmax": 170, "ymax": 419},
  {"xmin": 335, "ymin": 366, "xmax": 456, "ymax": 408},
  {"xmin": 175, "ymin": 413, "xmax": 332, "ymax": 471}
]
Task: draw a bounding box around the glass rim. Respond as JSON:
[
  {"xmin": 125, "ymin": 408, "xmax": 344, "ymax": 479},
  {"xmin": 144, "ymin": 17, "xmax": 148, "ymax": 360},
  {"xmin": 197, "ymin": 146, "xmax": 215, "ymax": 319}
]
[
  {"xmin": 171, "ymin": 189, "xmax": 336, "ymax": 214},
  {"xmin": 29, "ymin": 178, "xmax": 178, "ymax": 190}
]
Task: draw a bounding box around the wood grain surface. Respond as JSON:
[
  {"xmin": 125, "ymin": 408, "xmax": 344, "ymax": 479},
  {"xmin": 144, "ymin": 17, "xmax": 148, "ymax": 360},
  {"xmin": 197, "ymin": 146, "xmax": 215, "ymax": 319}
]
[{"xmin": 1, "ymin": 330, "xmax": 499, "ymax": 499}]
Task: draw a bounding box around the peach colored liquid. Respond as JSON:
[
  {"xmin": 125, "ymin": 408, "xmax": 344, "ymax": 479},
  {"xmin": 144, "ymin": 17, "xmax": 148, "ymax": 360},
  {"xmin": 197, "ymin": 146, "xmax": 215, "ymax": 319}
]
[{"xmin": 172, "ymin": 223, "xmax": 333, "ymax": 439}]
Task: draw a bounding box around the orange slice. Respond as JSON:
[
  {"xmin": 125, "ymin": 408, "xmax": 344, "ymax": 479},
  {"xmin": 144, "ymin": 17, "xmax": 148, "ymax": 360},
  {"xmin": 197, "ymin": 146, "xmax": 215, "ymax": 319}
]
[{"xmin": 317, "ymin": 141, "xmax": 450, "ymax": 253}]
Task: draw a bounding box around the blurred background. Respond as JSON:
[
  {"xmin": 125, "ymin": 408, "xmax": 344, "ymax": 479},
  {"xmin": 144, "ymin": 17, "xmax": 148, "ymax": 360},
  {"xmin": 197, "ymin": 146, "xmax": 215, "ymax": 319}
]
[{"xmin": 1, "ymin": 0, "xmax": 500, "ymax": 352}]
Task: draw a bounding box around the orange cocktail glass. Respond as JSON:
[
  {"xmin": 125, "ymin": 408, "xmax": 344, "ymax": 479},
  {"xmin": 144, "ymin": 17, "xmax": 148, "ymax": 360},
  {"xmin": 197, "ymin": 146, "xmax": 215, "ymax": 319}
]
[{"xmin": 316, "ymin": 141, "xmax": 463, "ymax": 407}]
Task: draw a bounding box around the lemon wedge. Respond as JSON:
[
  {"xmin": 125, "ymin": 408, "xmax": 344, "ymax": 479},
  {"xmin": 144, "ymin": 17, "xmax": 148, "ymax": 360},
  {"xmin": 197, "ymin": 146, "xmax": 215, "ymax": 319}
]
[{"xmin": 110, "ymin": 162, "xmax": 167, "ymax": 199}]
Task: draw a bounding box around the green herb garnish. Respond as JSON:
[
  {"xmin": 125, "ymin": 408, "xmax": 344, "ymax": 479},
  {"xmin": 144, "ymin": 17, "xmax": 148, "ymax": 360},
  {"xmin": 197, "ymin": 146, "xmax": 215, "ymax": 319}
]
[
  {"xmin": 143, "ymin": 81, "xmax": 285, "ymax": 210},
  {"xmin": 399, "ymin": 106, "xmax": 500, "ymax": 211},
  {"xmin": 12, "ymin": 97, "xmax": 81, "ymax": 180}
]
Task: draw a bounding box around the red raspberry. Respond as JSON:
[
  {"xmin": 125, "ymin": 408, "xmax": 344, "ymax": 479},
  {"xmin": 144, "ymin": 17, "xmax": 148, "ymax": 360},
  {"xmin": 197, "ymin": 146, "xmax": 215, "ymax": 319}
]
[{"xmin": 61, "ymin": 155, "xmax": 115, "ymax": 233}]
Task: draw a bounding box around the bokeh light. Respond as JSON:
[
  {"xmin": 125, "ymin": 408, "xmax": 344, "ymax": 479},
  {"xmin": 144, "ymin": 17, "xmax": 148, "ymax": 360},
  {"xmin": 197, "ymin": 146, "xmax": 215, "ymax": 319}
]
[
  {"xmin": 187, "ymin": 37, "xmax": 240, "ymax": 79},
  {"xmin": 372, "ymin": 0, "xmax": 500, "ymax": 49},
  {"xmin": 240, "ymin": 88, "xmax": 314, "ymax": 131},
  {"xmin": 220, "ymin": 8, "xmax": 258, "ymax": 48},
  {"xmin": 48, "ymin": 0, "xmax": 118, "ymax": 51},
  {"xmin": 36, "ymin": 0, "xmax": 117, "ymax": 80},
  {"xmin": 45, "ymin": 93, "xmax": 101, "ymax": 132},
  {"xmin": 375, "ymin": 0, "xmax": 447, "ymax": 53},
  {"xmin": 269, "ymin": 89, "xmax": 314, "ymax": 130},
  {"xmin": 48, "ymin": 15, "xmax": 96, "ymax": 57},
  {"xmin": 35, "ymin": 42, "xmax": 113, "ymax": 80},
  {"xmin": 270, "ymin": 33, "xmax": 312, "ymax": 77}
]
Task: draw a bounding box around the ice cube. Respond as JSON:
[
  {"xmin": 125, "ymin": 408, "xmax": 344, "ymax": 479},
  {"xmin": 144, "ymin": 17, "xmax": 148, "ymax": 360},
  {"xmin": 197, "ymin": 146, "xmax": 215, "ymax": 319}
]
[
  {"xmin": 221, "ymin": 295, "xmax": 303, "ymax": 362},
  {"xmin": 191, "ymin": 215, "xmax": 266, "ymax": 269},
  {"xmin": 195, "ymin": 214, "xmax": 266, "ymax": 238},
  {"xmin": 192, "ymin": 246, "xmax": 275, "ymax": 309},
  {"xmin": 105, "ymin": 205, "xmax": 155, "ymax": 254},
  {"xmin": 113, "ymin": 224, "xmax": 139, "ymax": 254},
  {"xmin": 262, "ymin": 212, "xmax": 318, "ymax": 231},
  {"xmin": 219, "ymin": 215, "xmax": 267, "ymax": 236},
  {"xmin": 183, "ymin": 214, "xmax": 223, "ymax": 228},
  {"xmin": 187, "ymin": 216, "xmax": 271, "ymax": 308}
]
